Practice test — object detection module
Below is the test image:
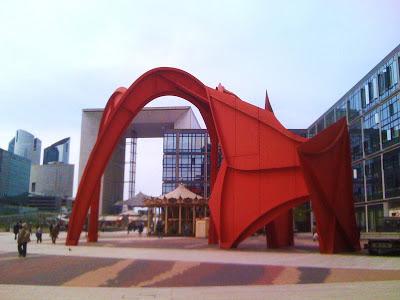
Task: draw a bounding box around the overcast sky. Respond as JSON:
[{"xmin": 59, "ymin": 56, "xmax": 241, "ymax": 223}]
[{"xmin": 1, "ymin": 0, "xmax": 399, "ymax": 197}]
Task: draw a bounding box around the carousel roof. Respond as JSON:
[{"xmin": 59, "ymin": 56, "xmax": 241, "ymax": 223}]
[
  {"xmin": 159, "ymin": 183, "xmax": 203, "ymax": 200},
  {"xmin": 143, "ymin": 184, "xmax": 206, "ymax": 207},
  {"xmin": 114, "ymin": 191, "xmax": 151, "ymax": 207}
]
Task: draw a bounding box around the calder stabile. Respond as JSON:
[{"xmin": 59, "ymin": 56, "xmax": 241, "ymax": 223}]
[{"xmin": 67, "ymin": 67, "xmax": 360, "ymax": 254}]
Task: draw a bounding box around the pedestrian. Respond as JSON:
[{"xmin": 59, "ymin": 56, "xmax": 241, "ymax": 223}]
[
  {"xmin": 138, "ymin": 222, "xmax": 144, "ymax": 236},
  {"xmin": 312, "ymin": 221, "xmax": 318, "ymax": 242},
  {"xmin": 35, "ymin": 226, "xmax": 43, "ymax": 243},
  {"xmin": 156, "ymin": 219, "xmax": 163, "ymax": 239},
  {"xmin": 13, "ymin": 222, "xmax": 19, "ymax": 240},
  {"xmin": 183, "ymin": 223, "xmax": 190, "ymax": 236},
  {"xmin": 49, "ymin": 223, "xmax": 54, "ymax": 239},
  {"xmin": 17, "ymin": 223, "xmax": 30, "ymax": 257},
  {"xmin": 28, "ymin": 223, "xmax": 33, "ymax": 236},
  {"xmin": 50, "ymin": 223, "xmax": 60, "ymax": 244}
]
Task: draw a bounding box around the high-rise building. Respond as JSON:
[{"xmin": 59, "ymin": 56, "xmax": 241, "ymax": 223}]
[
  {"xmin": 308, "ymin": 44, "xmax": 400, "ymax": 232},
  {"xmin": 43, "ymin": 137, "xmax": 70, "ymax": 164},
  {"xmin": 0, "ymin": 148, "xmax": 31, "ymax": 197},
  {"xmin": 8, "ymin": 129, "xmax": 41, "ymax": 164}
]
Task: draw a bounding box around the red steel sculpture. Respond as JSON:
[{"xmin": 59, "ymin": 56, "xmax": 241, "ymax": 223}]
[{"xmin": 66, "ymin": 67, "xmax": 360, "ymax": 254}]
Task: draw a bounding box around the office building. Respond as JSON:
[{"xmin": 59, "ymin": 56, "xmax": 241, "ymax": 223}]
[
  {"xmin": 8, "ymin": 129, "xmax": 41, "ymax": 164},
  {"xmin": 43, "ymin": 137, "xmax": 70, "ymax": 164},
  {"xmin": 308, "ymin": 44, "xmax": 400, "ymax": 232},
  {"xmin": 29, "ymin": 163, "xmax": 74, "ymax": 198},
  {"xmin": 162, "ymin": 129, "xmax": 211, "ymax": 197},
  {"xmin": 0, "ymin": 148, "xmax": 31, "ymax": 197}
]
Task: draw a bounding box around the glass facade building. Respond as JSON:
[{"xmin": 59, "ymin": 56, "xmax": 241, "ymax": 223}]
[
  {"xmin": 8, "ymin": 129, "xmax": 41, "ymax": 165},
  {"xmin": 308, "ymin": 44, "xmax": 400, "ymax": 232},
  {"xmin": 43, "ymin": 137, "xmax": 70, "ymax": 164},
  {"xmin": 0, "ymin": 148, "xmax": 31, "ymax": 197},
  {"xmin": 162, "ymin": 129, "xmax": 211, "ymax": 197}
]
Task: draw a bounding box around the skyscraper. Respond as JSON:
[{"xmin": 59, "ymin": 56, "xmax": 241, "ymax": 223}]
[
  {"xmin": 0, "ymin": 148, "xmax": 31, "ymax": 197},
  {"xmin": 43, "ymin": 137, "xmax": 70, "ymax": 164},
  {"xmin": 8, "ymin": 129, "xmax": 41, "ymax": 165}
]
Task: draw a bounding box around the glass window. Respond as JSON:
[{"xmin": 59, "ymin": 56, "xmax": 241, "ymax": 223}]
[
  {"xmin": 335, "ymin": 101, "xmax": 347, "ymax": 122},
  {"xmin": 308, "ymin": 125, "xmax": 317, "ymax": 138},
  {"xmin": 363, "ymin": 108, "xmax": 381, "ymax": 155},
  {"xmin": 361, "ymin": 87, "xmax": 367, "ymax": 109},
  {"xmin": 179, "ymin": 133, "xmax": 206, "ymax": 153},
  {"xmin": 349, "ymin": 120, "xmax": 363, "ymax": 161},
  {"xmin": 380, "ymin": 94, "xmax": 400, "ymax": 148},
  {"xmin": 347, "ymin": 91, "xmax": 361, "ymax": 121},
  {"xmin": 325, "ymin": 109, "xmax": 335, "ymax": 127},
  {"xmin": 368, "ymin": 204, "xmax": 384, "ymax": 232},
  {"xmin": 179, "ymin": 154, "xmax": 205, "ymax": 181},
  {"xmin": 365, "ymin": 156, "xmax": 383, "ymax": 201},
  {"xmin": 162, "ymin": 154, "xmax": 176, "ymax": 180},
  {"xmin": 372, "ymin": 77, "xmax": 379, "ymax": 99},
  {"xmin": 383, "ymin": 148, "xmax": 400, "ymax": 198},
  {"xmin": 162, "ymin": 183, "xmax": 176, "ymax": 194},
  {"xmin": 163, "ymin": 133, "xmax": 176, "ymax": 152},
  {"xmin": 355, "ymin": 207, "xmax": 366, "ymax": 232},
  {"xmin": 316, "ymin": 118, "xmax": 325, "ymax": 133},
  {"xmin": 352, "ymin": 163, "xmax": 364, "ymax": 202}
]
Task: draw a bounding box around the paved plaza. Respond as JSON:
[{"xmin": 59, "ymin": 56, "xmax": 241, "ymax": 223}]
[{"xmin": 0, "ymin": 231, "xmax": 399, "ymax": 299}]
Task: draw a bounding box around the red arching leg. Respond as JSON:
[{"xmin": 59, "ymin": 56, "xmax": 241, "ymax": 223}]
[
  {"xmin": 298, "ymin": 118, "xmax": 360, "ymax": 253},
  {"xmin": 266, "ymin": 210, "xmax": 294, "ymax": 248},
  {"xmin": 208, "ymin": 131, "xmax": 219, "ymax": 244},
  {"xmin": 66, "ymin": 68, "xmax": 215, "ymax": 246},
  {"xmin": 87, "ymin": 183, "xmax": 100, "ymax": 242}
]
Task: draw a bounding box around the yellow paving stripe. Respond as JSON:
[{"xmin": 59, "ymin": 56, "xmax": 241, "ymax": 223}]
[
  {"xmin": 271, "ymin": 267, "xmax": 301, "ymax": 285},
  {"xmin": 0, "ymin": 256, "xmax": 21, "ymax": 262},
  {"xmin": 135, "ymin": 261, "xmax": 201, "ymax": 287},
  {"xmin": 62, "ymin": 259, "xmax": 133, "ymax": 287},
  {"xmin": 325, "ymin": 268, "xmax": 400, "ymax": 283}
]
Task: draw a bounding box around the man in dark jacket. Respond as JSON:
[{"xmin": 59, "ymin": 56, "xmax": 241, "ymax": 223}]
[
  {"xmin": 156, "ymin": 220, "xmax": 163, "ymax": 238},
  {"xmin": 50, "ymin": 223, "xmax": 60, "ymax": 244},
  {"xmin": 17, "ymin": 223, "xmax": 30, "ymax": 257},
  {"xmin": 13, "ymin": 222, "xmax": 19, "ymax": 240}
]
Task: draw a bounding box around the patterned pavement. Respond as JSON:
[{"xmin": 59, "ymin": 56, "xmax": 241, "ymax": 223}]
[
  {"xmin": 1, "ymin": 232, "xmax": 399, "ymax": 291},
  {"xmin": 1, "ymin": 250, "xmax": 400, "ymax": 287}
]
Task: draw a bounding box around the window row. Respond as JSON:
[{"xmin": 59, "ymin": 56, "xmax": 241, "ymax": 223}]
[
  {"xmin": 309, "ymin": 52, "xmax": 400, "ymax": 135},
  {"xmin": 349, "ymin": 94, "xmax": 400, "ymax": 159},
  {"xmin": 163, "ymin": 132, "xmax": 209, "ymax": 153},
  {"xmin": 352, "ymin": 147, "xmax": 400, "ymax": 202},
  {"xmin": 355, "ymin": 199, "xmax": 400, "ymax": 232}
]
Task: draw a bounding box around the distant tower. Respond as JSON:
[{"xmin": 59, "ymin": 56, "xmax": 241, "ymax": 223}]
[
  {"xmin": 8, "ymin": 138, "xmax": 15, "ymax": 153},
  {"xmin": 43, "ymin": 137, "xmax": 70, "ymax": 164},
  {"xmin": 9, "ymin": 129, "xmax": 41, "ymax": 164}
]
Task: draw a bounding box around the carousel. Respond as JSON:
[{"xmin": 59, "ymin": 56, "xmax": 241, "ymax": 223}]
[{"xmin": 144, "ymin": 184, "xmax": 208, "ymax": 236}]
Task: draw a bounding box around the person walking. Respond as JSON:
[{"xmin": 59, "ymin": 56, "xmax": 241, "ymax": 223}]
[
  {"xmin": 17, "ymin": 223, "xmax": 30, "ymax": 257},
  {"xmin": 156, "ymin": 219, "xmax": 163, "ymax": 239},
  {"xmin": 50, "ymin": 223, "xmax": 60, "ymax": 244},
  {"xmin": 13, "ymin": 222, "xmax": 20, "ymax": 240},
  {"xmin": 138, "ymin": 222, "xmax": 144, "ymax": 236},
  {"xmin": 312, "ymin": 221, "xmax": 318, "ymax": 242},
  {"xmin": 35, "ymin": 226, "xmax": 43, "ymax": 243}
]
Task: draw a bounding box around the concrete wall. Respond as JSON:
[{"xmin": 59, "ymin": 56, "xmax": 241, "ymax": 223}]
[
  {"xmin": 79, "ymin": 110, "xmax": 126, "ymax": 214},
  {"xmin": 174, "ymin": 109, "xmax": 201, "ymax": 129}
]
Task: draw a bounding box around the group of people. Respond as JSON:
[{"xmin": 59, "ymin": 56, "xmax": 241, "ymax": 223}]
[
  {"xmin": 127, "ymin": 221, "xmax": 144, "ymax": 235},
  {"xmin": 13, "ymin": 220, "xmax": 61, "ymax": 257}
]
